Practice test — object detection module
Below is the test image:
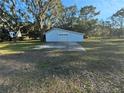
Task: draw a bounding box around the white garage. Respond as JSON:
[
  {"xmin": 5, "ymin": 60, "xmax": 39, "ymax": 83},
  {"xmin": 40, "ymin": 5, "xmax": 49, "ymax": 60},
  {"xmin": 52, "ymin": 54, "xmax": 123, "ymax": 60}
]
[{"xmin": 45, "ymin": 28, "xmax": 84, "ymax": 42}]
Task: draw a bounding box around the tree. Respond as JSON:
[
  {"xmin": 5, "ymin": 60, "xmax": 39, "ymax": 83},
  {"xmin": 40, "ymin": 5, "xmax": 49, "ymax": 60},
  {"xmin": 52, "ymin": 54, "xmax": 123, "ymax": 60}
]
[
  {"xmin": 0, "ymin": 0, "xmax": 30, "ymax": 30},
  {"xmin": 0, "ymin": 0, "xmax": 63, "ymax": 41},
  {"xmin": 56, "ymin": 5, "xmax": 77, "ymax": 29},
  {"xmin": 79, "ymin": 5, "xmax": 100, "ymax": 35},
  {"xmin": 112, "ymin": 8, "xmax": 124, "ymax": 37},
  {"xmin": 80, "ymin": 5, "xmax": 100, "ymax": 20},
  {"xmin": 21, "ymin": 0, "xmax": 63, "ymax": 41}
]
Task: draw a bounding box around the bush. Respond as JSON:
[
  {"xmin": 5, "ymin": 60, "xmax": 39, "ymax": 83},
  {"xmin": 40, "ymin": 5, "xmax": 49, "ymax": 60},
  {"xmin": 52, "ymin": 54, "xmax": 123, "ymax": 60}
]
[
  {"xmin": 28, "ymin": 31, "xmax": 40, "ymax": 40},
  {"xmin": 84, "ymin": 35, "xmax": 89, "ymax": 39},
  {"xmin": 0, "ymin": 29, "xmax": 10, "ymax": 42}
]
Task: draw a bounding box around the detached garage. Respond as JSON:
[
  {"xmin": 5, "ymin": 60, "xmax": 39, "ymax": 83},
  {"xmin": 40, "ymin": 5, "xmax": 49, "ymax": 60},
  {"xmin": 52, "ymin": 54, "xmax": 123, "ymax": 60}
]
[{"xmin": 45, "ymin": 28, "xmax": 84, "ymax": 42}]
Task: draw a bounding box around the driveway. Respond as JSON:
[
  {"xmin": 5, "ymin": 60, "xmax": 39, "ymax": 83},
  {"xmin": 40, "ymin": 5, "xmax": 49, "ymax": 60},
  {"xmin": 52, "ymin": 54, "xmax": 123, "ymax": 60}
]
[{"xmin": 34, "ymin": 42, "xmax": 85, "ymax": 51}]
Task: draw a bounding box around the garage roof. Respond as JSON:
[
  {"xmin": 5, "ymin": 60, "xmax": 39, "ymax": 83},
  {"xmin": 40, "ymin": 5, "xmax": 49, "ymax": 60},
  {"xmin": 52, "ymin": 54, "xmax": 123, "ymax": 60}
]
[{"xmin": 45, "ymin": 28, "xmax": 83, "ymax": 35}]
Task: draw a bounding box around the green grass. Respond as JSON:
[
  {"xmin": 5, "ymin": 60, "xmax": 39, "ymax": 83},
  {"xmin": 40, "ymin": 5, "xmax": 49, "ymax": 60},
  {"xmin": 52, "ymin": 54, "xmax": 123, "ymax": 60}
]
[
  {"xmin": 0, "ymin": 38, "xmax": 124, "ymax": 93},
  {"xmin": 0, "ymin": 40, "xmax": 42, "ymax": 54}
]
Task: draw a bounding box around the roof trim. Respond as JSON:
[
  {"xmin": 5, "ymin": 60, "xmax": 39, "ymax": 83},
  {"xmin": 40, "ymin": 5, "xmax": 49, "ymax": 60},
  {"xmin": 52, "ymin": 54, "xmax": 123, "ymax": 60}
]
[{"xmin": 45, "ymin": 28, "xmax": 83, "ymax": 35}]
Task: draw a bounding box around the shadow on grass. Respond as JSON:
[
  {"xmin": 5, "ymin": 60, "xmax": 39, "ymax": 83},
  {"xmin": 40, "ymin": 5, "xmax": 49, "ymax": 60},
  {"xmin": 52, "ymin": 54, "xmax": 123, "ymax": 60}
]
[
  {"xmin": 0, "ymin": 39, "xmax": 124, "ymax": 93},
  {"xmin": 0, "ymin": 40, "xmax": 42, "ymax": 54}
]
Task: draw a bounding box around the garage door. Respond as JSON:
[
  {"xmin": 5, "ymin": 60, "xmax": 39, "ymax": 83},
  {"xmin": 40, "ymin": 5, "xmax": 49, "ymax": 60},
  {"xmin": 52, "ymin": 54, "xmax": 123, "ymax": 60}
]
[{"xmin": 58, "ymin": 33, "xmax": 68, "ymax": 42}]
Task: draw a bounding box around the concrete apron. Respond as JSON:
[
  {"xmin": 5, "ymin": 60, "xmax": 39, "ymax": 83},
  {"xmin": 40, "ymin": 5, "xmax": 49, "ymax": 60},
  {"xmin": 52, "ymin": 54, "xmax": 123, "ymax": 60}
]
[{"xmin": 34, "ymin": 42, "xmax": 85, "ymax": 51}]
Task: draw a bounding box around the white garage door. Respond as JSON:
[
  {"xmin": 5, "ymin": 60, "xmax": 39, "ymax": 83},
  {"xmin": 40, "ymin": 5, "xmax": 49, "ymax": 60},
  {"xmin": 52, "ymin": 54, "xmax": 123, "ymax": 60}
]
[{"xmin": 58, "ymin": 33, "xmax": 68, "ymax": 42}]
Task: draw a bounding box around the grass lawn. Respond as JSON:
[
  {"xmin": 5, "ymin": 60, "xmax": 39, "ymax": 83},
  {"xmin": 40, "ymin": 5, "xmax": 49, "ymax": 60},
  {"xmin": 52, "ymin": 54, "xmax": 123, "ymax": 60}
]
[
  {"xmin": 0, "ymin": 40, "xmax": 42, "ymax": 54},
  {"xmin": 0, "ymin": 38, "xmax": 124, "ymax": 93}
]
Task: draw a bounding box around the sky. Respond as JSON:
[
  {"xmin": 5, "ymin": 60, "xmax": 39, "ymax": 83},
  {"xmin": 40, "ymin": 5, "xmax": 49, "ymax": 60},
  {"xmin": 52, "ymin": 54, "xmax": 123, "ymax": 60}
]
[{"xmin": 61, "ymin": 0, "xmax": 124, "ymax": 20}]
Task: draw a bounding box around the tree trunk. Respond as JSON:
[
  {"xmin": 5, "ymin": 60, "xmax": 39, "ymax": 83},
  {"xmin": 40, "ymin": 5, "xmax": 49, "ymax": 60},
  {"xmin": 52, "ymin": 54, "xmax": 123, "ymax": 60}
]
[{"xmin": 39, "ymin": 31, "xmax": 44, "ymax": 42}]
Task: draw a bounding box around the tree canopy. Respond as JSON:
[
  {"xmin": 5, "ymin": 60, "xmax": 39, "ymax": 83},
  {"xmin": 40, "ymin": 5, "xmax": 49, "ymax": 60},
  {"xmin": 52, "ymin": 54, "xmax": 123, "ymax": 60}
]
[{"xmin": 0, "ymin": 0, "xmax": 124, "ymax": 41}]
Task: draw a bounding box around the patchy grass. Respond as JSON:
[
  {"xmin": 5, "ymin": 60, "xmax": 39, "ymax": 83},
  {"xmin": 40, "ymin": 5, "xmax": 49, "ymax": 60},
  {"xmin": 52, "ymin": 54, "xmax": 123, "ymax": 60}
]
[
  {"xmin": 0, "ymin": 38, "xmax": 124, "ymax": 93},
  {"xmin": 0, "ymin": 40, "xmax": 42, "ymax": 54}
]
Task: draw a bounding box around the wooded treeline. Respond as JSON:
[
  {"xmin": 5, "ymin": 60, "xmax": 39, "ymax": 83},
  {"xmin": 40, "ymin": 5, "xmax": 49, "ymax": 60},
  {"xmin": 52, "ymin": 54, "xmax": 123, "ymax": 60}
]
[{"xmin": 0, "ymin": 0, "xmax": 124, "ymax": 41}]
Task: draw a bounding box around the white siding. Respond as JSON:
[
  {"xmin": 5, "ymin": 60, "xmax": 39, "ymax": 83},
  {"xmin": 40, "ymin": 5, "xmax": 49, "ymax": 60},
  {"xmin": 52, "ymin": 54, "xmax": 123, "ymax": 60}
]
[
  {"xmin": 46, "ymin": 28, "xmax": 84, "ymax": 42},
  {"xmin": 46, "ymin": 29, "xmax": 59, "ymax": 42},
  {"xmin": 68, "ymin": 32, "xmax": 83, "ymax": 42}
]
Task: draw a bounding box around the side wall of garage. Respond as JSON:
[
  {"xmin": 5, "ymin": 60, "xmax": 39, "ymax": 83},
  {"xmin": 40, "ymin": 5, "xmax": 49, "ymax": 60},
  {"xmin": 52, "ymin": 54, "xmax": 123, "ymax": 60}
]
[
  {"xmin": 45, "ymin": 29, "xmax": 84, "ymax": 42},
  {"xmin": 46, "ymin": 29, "xmax": 59, "ymax": 42},
  {"xmin": 68, "ymin": 32, "xmax": 83, "ymax": 42}
]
